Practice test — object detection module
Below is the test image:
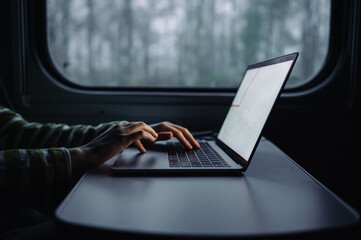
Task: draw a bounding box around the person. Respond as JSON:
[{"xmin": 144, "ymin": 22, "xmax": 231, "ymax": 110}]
[{"xmin": 0, "ymin": 104, "xmax": 200, "ymax": 239}]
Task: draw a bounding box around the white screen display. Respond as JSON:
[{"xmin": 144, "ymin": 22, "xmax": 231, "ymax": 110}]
[{"xmin": 218, "ymin": 60, "xmax": 294, "ymax": 161}]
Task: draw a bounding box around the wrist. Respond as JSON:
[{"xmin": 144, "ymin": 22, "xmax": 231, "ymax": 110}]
[{"xmin": 69, "ymin": 147, "xmax": 88, "ymax": 172}]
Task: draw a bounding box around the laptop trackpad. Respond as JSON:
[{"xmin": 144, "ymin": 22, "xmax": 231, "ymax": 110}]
[{"xmin": 113, "ymin": 146, "xmax": 168, "ymax": 169}]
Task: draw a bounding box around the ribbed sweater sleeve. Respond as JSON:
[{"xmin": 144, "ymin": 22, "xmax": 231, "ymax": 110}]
[{"xmin": 0, "ymin": 105, "xmax": 126, "ymax": 198}]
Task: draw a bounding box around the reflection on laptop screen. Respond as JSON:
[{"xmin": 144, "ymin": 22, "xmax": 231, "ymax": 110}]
[{"xmin": 218, "ymin": 60, "xmax": 294, "ymax": 162}]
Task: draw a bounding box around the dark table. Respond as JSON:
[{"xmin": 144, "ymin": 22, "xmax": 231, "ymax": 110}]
[{"xmin": 55, "ymin": 138, "xmax": 359, "ymax": 239}]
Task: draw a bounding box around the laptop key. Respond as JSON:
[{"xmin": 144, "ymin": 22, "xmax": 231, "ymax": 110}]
[
  {"xmin": 170, "ymin": 163, "xmax": 180, "ymax": 167},
  {"xmin": 220, "ymin": 161, "xmax": 231, "ymax": 167},
  {"xmin": 170, "ymin": 163, "xmax": 179, "ymax": 166},
  {"xmin": 202, "ymin": 163, "xmax": 214, "ymax": 167},
  {"xmin": 191, "ymin": 162, "xmax": 203, "ymax": 167},
  {"xmin": 200, "ymin": 159, "xmax": 212, "ymax": 163},
  {"xmin": 180, "ymin": 162, "xmax": 191, "ymax": 167},
  {"xmin": 213, "ymin": 162, "xmax": 225, "ymax": 167}
]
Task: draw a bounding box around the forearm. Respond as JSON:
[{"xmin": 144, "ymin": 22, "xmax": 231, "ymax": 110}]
[{"xmin": 0, "ymin": 105, "xmax": 127, "ymax": 149}]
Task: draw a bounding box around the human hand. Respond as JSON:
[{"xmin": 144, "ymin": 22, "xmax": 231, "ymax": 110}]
[
  {"xmin": 150, "ymin": 121, "xmax": 200, "ymax": 150},
  {"xmin": 69, "ymin": 122, "xmax": 158, "ymax": 171},
  {"xmin": 69, "ymin": 121, "xmax": 199, "ymax": 172}
]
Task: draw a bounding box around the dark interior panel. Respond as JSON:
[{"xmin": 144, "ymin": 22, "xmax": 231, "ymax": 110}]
[{"xmin": 0, "ymin": 0, "xmax": 360, "ymax": 238}]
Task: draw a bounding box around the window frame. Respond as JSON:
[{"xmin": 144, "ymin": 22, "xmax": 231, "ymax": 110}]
[
  {"xmin": 6, "ymin": 0, "xmax": 355, "ymax": 132},
  {"xmin": 31, "ymin": 0, "xmax": 340, "ymax": 96}
]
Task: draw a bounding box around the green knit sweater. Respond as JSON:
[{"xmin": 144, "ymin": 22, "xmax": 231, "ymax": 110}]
[{"xmin": 0, "ymin": 105, "xmax": 123, "ymax": 198}]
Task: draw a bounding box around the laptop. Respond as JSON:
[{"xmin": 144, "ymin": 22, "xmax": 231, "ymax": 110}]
[{"xmin": 111, "ymin": 52, "xmax": 298, "ymax": 174}]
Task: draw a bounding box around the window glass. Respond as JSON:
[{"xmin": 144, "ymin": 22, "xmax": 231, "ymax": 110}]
[{"xmin": 47, "ymin": 0, "xmax": 330, "ymax": 88}]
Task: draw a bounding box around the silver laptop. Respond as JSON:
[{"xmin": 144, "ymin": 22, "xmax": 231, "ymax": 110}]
[{"xmin": 111, "ymin": 53, "xmax": 298, "ymax": 174}]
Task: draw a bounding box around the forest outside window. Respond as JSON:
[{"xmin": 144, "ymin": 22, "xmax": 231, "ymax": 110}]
[{"xmin": 47, "ymin": 0, "xmax": 330, "ymax": 88}]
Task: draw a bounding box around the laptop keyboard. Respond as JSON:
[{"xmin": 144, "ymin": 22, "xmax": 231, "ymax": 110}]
[{"xmin": 167, "ymin": 142, "xmax": 230, "ymax": 168}]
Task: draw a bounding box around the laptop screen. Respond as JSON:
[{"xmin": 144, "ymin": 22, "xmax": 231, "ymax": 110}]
[{"xmin": 217, "ymin": 53, "xmax": 297, "ymax": 165}]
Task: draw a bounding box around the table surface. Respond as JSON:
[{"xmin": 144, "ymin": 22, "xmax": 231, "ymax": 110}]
[{"xmin": 55, "ymin": 138, "xmax": 359, "ymax": 238}]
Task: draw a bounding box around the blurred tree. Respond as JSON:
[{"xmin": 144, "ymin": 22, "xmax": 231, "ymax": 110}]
[
  {"xmin": 87, "ymin": 0, "xmax": 95, "ymax": 84},
  {"xmin": 47, "ymin": 0, "xmax": 331, "ymax": 88}
]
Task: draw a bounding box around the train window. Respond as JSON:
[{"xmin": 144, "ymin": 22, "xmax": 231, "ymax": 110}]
[{"xmin": 47, "ymin": 0, "xmax": 330, "ymax": 89}]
